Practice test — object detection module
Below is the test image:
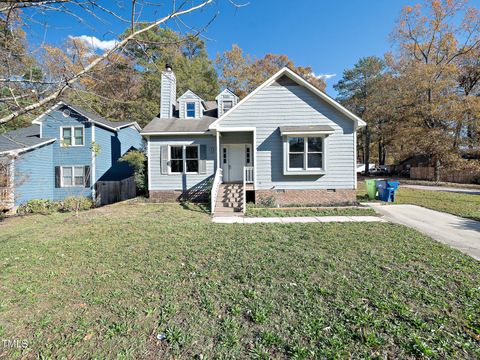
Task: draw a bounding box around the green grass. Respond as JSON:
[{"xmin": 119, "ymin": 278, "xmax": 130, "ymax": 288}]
[
  {"xmin": 396, "ymin": 188, "xmax": 480, "ymax": 221},
  {"xmin": 357, "ymin": 180, "xmax": 480, "ymax": 221},
  {"xmin": 246, "ymin": 206, "xmax": 376, "ymax": 217},
  {"xmin": 0, "ymin": 203, "xmax": 479, "ymax": 359}
]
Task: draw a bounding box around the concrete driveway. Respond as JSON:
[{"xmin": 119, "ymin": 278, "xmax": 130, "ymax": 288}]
[{"xmin": 367, "ymin": 203, "xmax": 480, "ymax": 260}]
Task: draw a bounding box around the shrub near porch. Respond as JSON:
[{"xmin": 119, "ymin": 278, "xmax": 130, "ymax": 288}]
[{"xmin": 0, "ymin": 203, "xmax": 479, "ymax": 358}]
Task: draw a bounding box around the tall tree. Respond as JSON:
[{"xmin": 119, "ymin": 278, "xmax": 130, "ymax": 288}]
[
  {"xmin": 216, "ymin": 45, "xmax": 326, "ymax": 98},
  {"xmin": 391, "ymin": 0, "xmax": 480, "ymax": 180},
  {"xmin": 334, "ymin": 56, "xmax": 386, "ymax": 174}
]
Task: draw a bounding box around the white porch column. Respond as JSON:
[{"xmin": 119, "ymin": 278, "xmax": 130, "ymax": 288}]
[{"xmin": 216, "ymin": 130, "xmax": 220, "ymax": 170}]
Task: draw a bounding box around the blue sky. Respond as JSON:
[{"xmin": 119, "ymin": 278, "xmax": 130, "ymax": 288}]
[{"xmin": 26, "ymin": 0, "xmax": 480, "ymax": 95}]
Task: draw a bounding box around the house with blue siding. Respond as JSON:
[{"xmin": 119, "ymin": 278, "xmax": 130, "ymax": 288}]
[
  {"xmin": 142, "ymin": 65, "xmax": 366, "ymax": 215},
  {"xmin": 0, "ymin": 102, "xmax": 142, "ymax": 210}
]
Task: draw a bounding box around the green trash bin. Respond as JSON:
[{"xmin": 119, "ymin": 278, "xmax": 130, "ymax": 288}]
[{"xmin": 365, "ymin": 179, "xmax": 377, "ymax": 200}]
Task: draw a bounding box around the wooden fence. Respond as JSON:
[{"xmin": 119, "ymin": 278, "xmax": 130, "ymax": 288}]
[
  {"xmin": 95, "ymin": 176, "xmax": 136, "ymax": 206},
  {"xmin": 410, "ymin": 166, "xmax": 480, "ymax": 184}
]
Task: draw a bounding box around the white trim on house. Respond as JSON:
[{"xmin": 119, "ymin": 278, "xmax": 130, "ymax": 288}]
[
  {"xmin": 146, "ymin": 136, "xmax": 151, "ymax": 191},
  {"xmin": 141, "ymin": 131, "xmax": 210, "ymax": 136},
  {"xmin": 0, "ymin": 138, "xmax": 56, "ymax": 156},
  {"xmin": 215, "ymin": 88, "xmax": 238, "ymax": 100},
  {"xmin": 185, "ymin": 102, "xmax": 196, "ymax": 119},
  {"xmin": 354, "ymin": 129, "xmax": 358, "ymax": 190},
  {"xmin": 209, "ymin": 67, "xmax": 367, "ymax": 130},
  {"xmin": 167, "ymin": 144, "xmax": 200, "ymax": 175},
  {"xmin": 60, "ymin": 165, "xmax": 85, "ymax": 187},
  {"xmin": 283, "ymin": 135, "xmax": 327, "ymax": 176},
  {"xmin": 91, "ymin": 124, "xmax": 96, "ymax": 200},
  {"xmin": 280, "ymin": 130, "xmax": 335, "ymax": 136}
]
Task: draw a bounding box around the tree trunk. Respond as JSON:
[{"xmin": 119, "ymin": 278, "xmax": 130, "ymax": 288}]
[
  {"xmin": 364, "ymin": 125, "xmax": 370, "ymax": 176},
  {"xmin": 378, "ymin": 138, "xmax": 386, "ymax": 166},
  {"xmin": 434, "ymin": 159, "xmax": 441, "ymax": 183}
]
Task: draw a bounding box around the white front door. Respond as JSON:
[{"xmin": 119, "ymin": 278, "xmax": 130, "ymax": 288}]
[{"xmin": 222, "ymin": 144, "xmax": 245, "ymax": 183}]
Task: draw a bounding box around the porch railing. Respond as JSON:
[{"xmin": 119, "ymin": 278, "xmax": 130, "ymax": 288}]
[
  {"xmin": 210, "ymin": 167, "xmax": 223, "ymax": 215},
  {"xmin": 244, "ymin": 166, "xmax": 254, "ymax": 184},
  {"xmin": 242, "ymin": 166, "xmax": 254, "ymax": 214}
]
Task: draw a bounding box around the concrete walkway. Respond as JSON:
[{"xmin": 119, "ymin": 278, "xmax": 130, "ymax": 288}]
[
  {"xmin": 402, "ymin": 184, "xmax": 480, "ymax": 195},
  {"xmin": 367, "ymin": 203, "xmax": 480, "ymax": 260},
  {"xmin": 212, "ymin": 216, "xmax": 385, "ymax": 224}
]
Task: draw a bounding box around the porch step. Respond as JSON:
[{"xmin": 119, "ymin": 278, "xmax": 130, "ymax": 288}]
[{"xmin": 214, "ymin": 183, "xmax": 245, "ymax": 216}]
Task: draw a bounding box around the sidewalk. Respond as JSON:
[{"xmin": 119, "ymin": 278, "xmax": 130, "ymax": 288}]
[{"xmin": 212, "ymin": 216, "xmax": 385, "ymax": 224}]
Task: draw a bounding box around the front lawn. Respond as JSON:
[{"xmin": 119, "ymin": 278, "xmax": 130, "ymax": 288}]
[
  {"xmin": 246, "ymin": 206, "xmax": 376, "ymax": 217},
  {"xmin": 396, "ymin": 188, "xmax": 480, "ymax": 221},
  {"xmin": 0, "ymin": 203, "xmax": 479, "ymax": 358}
]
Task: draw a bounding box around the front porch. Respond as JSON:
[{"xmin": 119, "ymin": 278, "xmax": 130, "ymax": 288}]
[{"xmin": 211, "ymin": 128, "xmax": 256, "ymax": 215}]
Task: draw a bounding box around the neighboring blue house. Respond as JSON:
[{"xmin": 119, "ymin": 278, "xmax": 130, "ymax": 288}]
[{"xmin": 0, "ymin": 102, "xmax": 142, "ymax": 210}]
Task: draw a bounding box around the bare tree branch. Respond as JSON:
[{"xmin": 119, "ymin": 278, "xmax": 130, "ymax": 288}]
[{"xmin": 0, "ymin": 0, "xmax": 213, "ymax": 124}]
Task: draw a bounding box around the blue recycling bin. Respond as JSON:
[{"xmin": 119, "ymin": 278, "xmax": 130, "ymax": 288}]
[{"xmin": 378, "ymin": 181, "xmax": 400, "ymax": 202}]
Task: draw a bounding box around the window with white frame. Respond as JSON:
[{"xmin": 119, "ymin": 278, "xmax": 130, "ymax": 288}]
[
  {"xmin": 186, "ymin": 102, "xmax": 196, "ymax": 118},
  {"xmin": 169, "ymin": 145, "xmax": 199, "ymax": 174},
  {"xmin": 185, "ymin": 146, "xmax": 199, "ymax": 173},
  {"xmin": 61, "ymin": 166, "xmax": 85, "ymax": 187},
  {"xmin": 223, "ymin": 100, "xmax": 233, "ymax": 113},
  {"xmin": 170, "ymin": 146, "xmax": 183, "ymax": 173},
  {"xmin": 287, "ymin": 136, "xmax": 324, "ymax": 171},
  {"xmin": 61, "ymin": 126, "xmax": 84, "ymax": 146}
]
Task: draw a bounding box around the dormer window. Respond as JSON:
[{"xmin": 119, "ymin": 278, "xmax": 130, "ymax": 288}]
[
  {"xmin": 186, "ymin": 102, "xmax": 196, "ymax": 118},
  {"xmin": 223, "ymin": 100, "xmax": 233, "ymax": 113}
]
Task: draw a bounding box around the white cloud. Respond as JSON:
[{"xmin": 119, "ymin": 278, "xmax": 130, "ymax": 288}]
[
  {"xmin": 311, "ymin": 72, "xmax": 337, "ymax": 81},
  {"xmin": 69, "ymin": 35, "xmax": 118, "ymax": 51}
]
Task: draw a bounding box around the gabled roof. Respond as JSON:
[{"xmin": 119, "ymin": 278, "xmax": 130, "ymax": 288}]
[
  {"xmin": 178, "ymin": 90, "xmax": 207, "ymax": 110},
  {"xmin": 215, "ymin": 88, "xmax": 239, "ymax": 100},
  {"xmin": 0, "ymin": 125, "xmax": 55, "ymax": 154},
  {"xmin": 209, "ymin": 67, "xmax": 367, "ymax": 129},
  {"xmin": 32, "ymin": 101, "xmax": 141, "ymax": 132}
]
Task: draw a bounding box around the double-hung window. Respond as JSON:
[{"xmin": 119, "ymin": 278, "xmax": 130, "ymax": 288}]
[
  {"xmin": 186, "ymin": 102, "xmax": 196, "ymax": 118},
  {"xmin": 61, "ymin": 166, "xmax": 85, "ymax": 187},
  {"xmin": 287, "ymin": 136, "xmax": 324, "ymax": 172},
  {"xmin": 169, "ymin": 145, "xmax": 199, "ymax": 174},
  {"xmin": 61, "ymin": 126, "xmax": 84, "ymax": 146}
]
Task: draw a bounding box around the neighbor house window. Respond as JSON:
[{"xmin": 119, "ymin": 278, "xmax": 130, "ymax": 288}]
[
  {"xmin": 287, "ymin": 136, "xmax": 323, "ymax": 171},
  {"xmin": 223, "ymin": 100, "xmax": 233, "ymax": 113},
  {"xmin": 61, "ymin": 126, "xmax": 84, "ymax": 146},
  {"xmin": 61, "ymin": 166, "xmax": 85, "ymax": 187},
  {"xmin": 169, "ymin": 145, "xmax": 199, "ymax": 174},
  {"xmin": 186, "ymin": 102, "xmax": 196, "ymax": 118}
]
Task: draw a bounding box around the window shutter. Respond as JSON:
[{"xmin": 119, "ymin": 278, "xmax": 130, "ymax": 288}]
[
  {"xmin": 84, "ymin": 165, "xmax": 91, "ymax": 187},
  {"xmin": 55, "ymin": 166, "xmax": 61, "ymax": 188},
  {"xmin": 160, "ymin": 145, "xmax": 169, "ymax": 175},
  {"xmin": 199, "ymin": 145, "xmax": 207, "ymax": 174}
]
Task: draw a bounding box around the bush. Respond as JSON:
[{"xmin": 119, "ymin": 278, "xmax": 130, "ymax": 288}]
[
  {"xmin": 62, "ymin": 196, "xmax": 94, "ymax": 212},
  {"xmin": 119, "ymin": 150, "xmax": 147, "ymax": 193},
  {"xmin": 17, "ymin": 199, "xmax": 60, "ymax": 215},
  {"xmin": 256, "ymin": 195, "xmax": 277, "ymax": 208}
]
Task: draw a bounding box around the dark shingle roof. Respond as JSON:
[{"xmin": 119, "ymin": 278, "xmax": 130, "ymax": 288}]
[
  {"xmin": 66, "ymin": 104, "xmax": 139, "ymax": 130},
  {"xmin": 141, "ymin": 116, "xmax": 217, "ymax": 134},
  {"xmin": 0, "ymin": 125, "xmax": 54, "ymax": 153}
]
